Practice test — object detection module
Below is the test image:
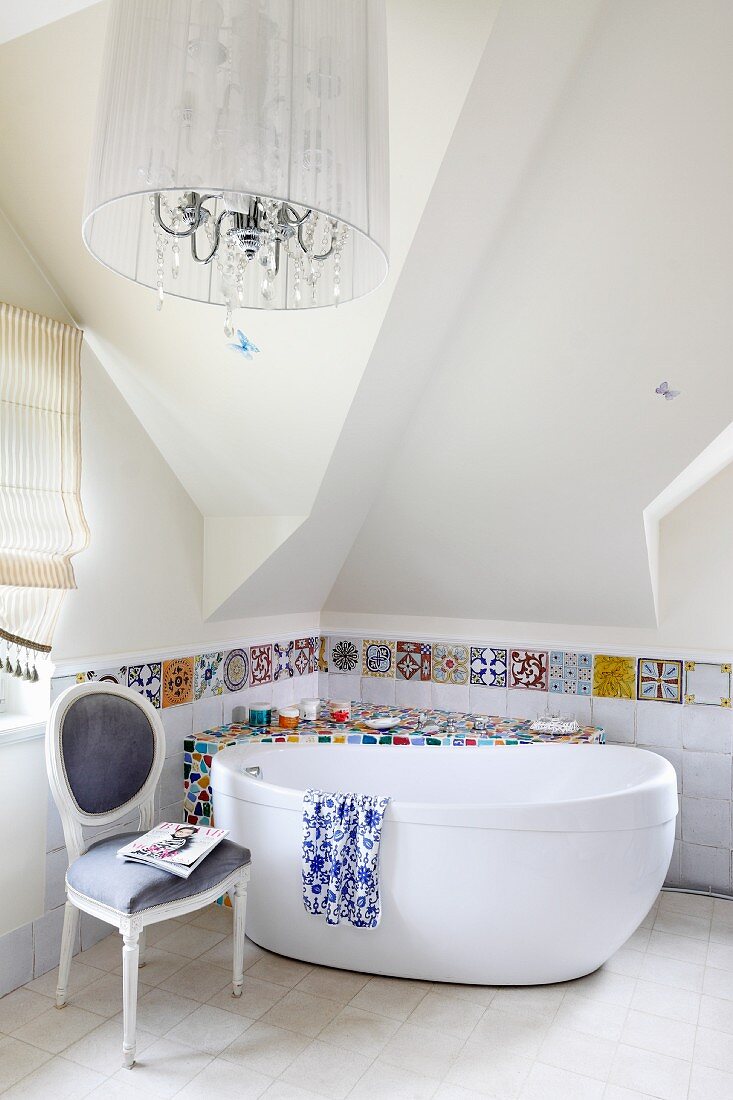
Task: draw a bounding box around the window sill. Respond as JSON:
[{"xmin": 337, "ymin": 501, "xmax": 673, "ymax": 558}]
[{"xmin": 0, "ymin": 715, "xmax": 45, "ymax": 745}]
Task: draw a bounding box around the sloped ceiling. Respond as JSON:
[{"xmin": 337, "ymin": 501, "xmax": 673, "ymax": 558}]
[{"xmin": 2, "ymin": 0, "xmax": 733, "ymax": 631}]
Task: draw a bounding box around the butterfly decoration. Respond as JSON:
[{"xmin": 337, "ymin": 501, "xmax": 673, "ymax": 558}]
[
  {"xmin": 228, "ymin": 330, "xmax": 260, "ymax": 360},
  {"xmin": 655, "ymin": 381, "xmax": 680, "ymax": 401}
]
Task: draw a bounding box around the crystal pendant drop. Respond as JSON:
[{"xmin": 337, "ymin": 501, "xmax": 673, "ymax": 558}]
[
  {"xmin": 172, "ymin": 243, "xmax": 180, "ymax": 279},
  {"xmin": 156, "ymin": 285, "xmax": 164, "ymax": 311},
  {"xmin": 224, "ymin": 304, "xmax": 234, "ymax": 338}
]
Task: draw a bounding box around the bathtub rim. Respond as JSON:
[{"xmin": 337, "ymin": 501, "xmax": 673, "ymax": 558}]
[{"xmin": 211, "ymin": 742, "xmax": 679, "ymax": 833}]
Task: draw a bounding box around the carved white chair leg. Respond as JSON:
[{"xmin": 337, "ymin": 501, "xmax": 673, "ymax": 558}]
[
  {"xmin": 137, "ymin": 927, "xmax": 147, "ymax": 968},
  {"xmin": 55, "ymin": 902, "xmax": 79, "ymax": 1008},
  {"xmin": 232, "ymin": 880, "xmax": 248, "ymax": 997},
  {"xmin": 121, "ymin": 922, "xmax": 142, "ymax": 1068}
]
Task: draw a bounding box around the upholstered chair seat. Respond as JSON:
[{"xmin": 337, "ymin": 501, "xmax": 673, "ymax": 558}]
[{"xmin": 46, "ymin": 682, "xmax": 251, "ymax": 1070}]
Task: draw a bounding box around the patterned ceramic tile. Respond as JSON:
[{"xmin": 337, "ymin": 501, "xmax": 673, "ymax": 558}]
[
  {"xmin": 127, "ymin": 663, "xmax": 162, "ymax": 708},
  {"xmin": 509, "ymin": 650, "xmax": 548, "ymax": 691},
  {"xmin": 194, "ymin": 652, "xmax": 224, "ymax": 699},
  {"xmin": 273, "ymin": 639, "xmax": 295, "ymax": 680},
  {"xmin": 162, "ymin": 656, "xmax": 194, "ymax": 708},
  {"xmin": 222, "ymin": 648, "xmax": 248, "ymax": 692},
  {"xmin": 470, "ymin": 647, "xmax": 508, "ymax": 687},
  {"xmin": 75, "ymin": 666, "xmax": 127, "ymax": 685},
  {"xmin": 549, "ymin": 651, "xmax": 592, "ymax": 695},
  {"xmin": 362, "ymin": 639, "xmax": 396, "ymax": 677},
  {"xmin": 432, "ymin": 643, "xmax": 470, "ymax": 685},
  {"xmin": 317, "ymin": 636, "xmax": 329, "ymax": 673},
  {"xmin": 250, "ymin": 644, "xmax": 273, "ymax": 686},
  {"xmin": 294, "ymin": 637, "xmax": 315, "ymax": 677},
  {"xmin": 396, "ymin": 641, "xmax": 431, "ymax": 681},
  {"xmin": 329, "ymin": 637, "xmax": 361, "ymax": 675},
  {"xmin": 684, "ymin": 660, "xmax": 732, "ymax": 706},
  {"xmin": 592, "ymin": 654, "xmax": 636, "ymax": 699},
  {"xmin": 637, "ymin": 658, "xmax": 683, "ymax": 703}
]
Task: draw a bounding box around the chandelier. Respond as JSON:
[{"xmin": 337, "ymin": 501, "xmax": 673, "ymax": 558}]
[{"xmin": 83, "ymin": 1, "xmax": 389, "ymax": 332}]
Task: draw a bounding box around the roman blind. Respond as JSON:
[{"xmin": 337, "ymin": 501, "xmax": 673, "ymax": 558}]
[{"xmin": 0, "ymin": 301, "xmax": 89, "ymax": 664}]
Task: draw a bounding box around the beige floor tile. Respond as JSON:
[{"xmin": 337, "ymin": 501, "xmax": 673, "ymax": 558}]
[
  {"xmin": 630, "ymin": 978, "xmax": 700, "ymax": 1024},
  {"xmin": 0, "ymin": 1037, "xmax": 52, "ymax": 1091},
  {"xmin": 430, "ymin": 982, "xmax": 496, "ymax": 1008},
  {"xmin": 63, "ymin": 1014, "xmax": 157, "ymax": 1075},
  {"xmin": 199, "ymin": 933, "xmax": 264, "ymax": 972},
  {"xmin": 110, "ymin": 1037, "xmax": 212, "ymax": 1098},
  {"xmin": 350, "ymin": 976, "xmax": 430, "ymax": 1021},
  {"xmin": 78, "ymin": 933, "xmax": 123, "ymax": 972},
  {"xmin": 1, "ymin": 1054, "xmax": 105, "ymax": 1098},
  {"xmin": 713, "ymin": 899, "xmax": 733, "ymax": 924},
  {"xmin": 660, "ymin": 891, "xmax": 713, "ymax": 917},
  {"xmin": 604, "ymin": 1087, "xmax": 658, "ymax": 1100},
  {"xmin": 620, "ymin": 1009, "xmax": 695, "ymax": 1061},
  {"xmin": 694, "ymin": 1025, "xmax": 733, "ymax": 1072},
  {"xmin": 699, "ymin": 993, "xmax": 733, "ymax": 1035},
  {"xmin": 653, "ymin": 910, "xmax": 711, "ymax": 941},
  {"xmin": 158, "ymin": 957, "xmax": 232, "ymax": 1001},
  {"xmin": 349, "ymin": 1057, "xmax": 440, "ymax": 1099},
  {"xmin": 264, "ymin": 1082, "xmax": 333, "ymax": 1099},
  {"xmin": 688, "ymin": 1062, "xmax": 733, "ymax": 1100},
  {"xmin": 603, "ymin": 947, "xmax": 644, "ymax": 978},
  {"xmin": 623, "ymin": 927, "xmax": 651, "ymax": 952},
  {"xmin": 12, "ymin": 1004, "xmax": 106, "ymax": 1054},
  {"xmin": 469, "ymin": 1005, "xmax": 549, "ymax": 1057},
  {"xmin": 188, "ymin": 904, "xmax": 234, "ymax": 934},
  {"xmin": 153, "ymin": 923, "xmax": 226, "ymax": 959},
  {"xmin": 711, "ymin": 923, "xmax": 733, "ymax": 948},
  {"xmin": 135, "ymin": 987, "xmax": 200, "ymax": 1035},
  {"xmin": 554, "ymin": 992, "xmax": 628, "ymax": 1041},
  {"xmin": 260, "ymin": 989, "xmax": 342, "ymax": 1037},
  {"xmin": 565, "ymin": 969, "xmax": 636, "ymax": 1008},
  {"xmin": 536, "ymin": 1023, "xmax": 616, "ymax": 1082},
  {"xmin": 380, "ymin": 1022, "xmax": 464, "ymax": 1079},
  {"xmin": 519, "ymin": 1061, "xmax": 605, "ymax": 1099},
  {"xmin": 185, "ymin": 1052, "xmax": 272, "ymax": 1097},
  {"xmin": 489, "ymin": 983, "xmax": 564, "ymax": 1022},
  {"xmin": 446, "ymin": 1040, "xmax": 531, "ymax": 1098},
  {"xmin": 73, "ymin": 972, "xmax": 151, "ymax": 1019},
  {"xmin": 207, "ymin": 974, "xmax": 286, "ymax": 1020},
  {"xmin": 703, "ymin": 966, "xmax": 733, "ymax": 1002},
  {"xmin": 638, "ymin": 952, "xmax": 704, "ymax": 992},
  {"xmin": 708, "ymin": 943, "xmax": 733, "ymax": 973},
  {"xmin": 24, "ymin": 961, "xmax": 104, "ymax": 1000},
  {"xmin": 647, "ymin": 930, "xmax": 709, "ymax": 965},
  {"xmin": 318, "ymin": 1005, "xmax": 399, "ymax": 1059},
  {"xmin": 295, "ymin": 965, "xmax": 370, "ymax": 1003},
  {"xmin": 406, "ymin": 991, "xmax": 484, "ymax": 1040},
  {"xmin": 609, "ymin": 1043, "xmax": 691, "ymax": 1100},
  {"xmin": 165, "ymin": 1002, "xmax": 252, "ymax": 1054},
  {"xmin": 433, "ymin": 1085, "xmax": 488, "ymax": 1100},
  {"xmin": 279, "ymin": 1038, "xmax": 372, "ymax": 1100},
  {"xmin": 246, "ymin": 953, "xmax": 314, "ymax": 989},
  {"xmin": 0, "ymin": 988, "xmax": 54, "ymax": 1034},
  {"xmin": 219, "ymin": 1021, "xmax": 310, "ymax": 1076},
  {"xmin": 129, "ymin": 948, "xmax": 189, "ymax": 986}
]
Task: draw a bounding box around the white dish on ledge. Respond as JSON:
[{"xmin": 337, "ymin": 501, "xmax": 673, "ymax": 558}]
[{"xmin": 364, "ymin": 716, "xmax": 402, "ymax": 731}]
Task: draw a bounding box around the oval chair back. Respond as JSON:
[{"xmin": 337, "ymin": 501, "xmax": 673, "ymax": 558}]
[{"xmin": 46, "ymin": 681, "xmax": 165, "ymax": 863}]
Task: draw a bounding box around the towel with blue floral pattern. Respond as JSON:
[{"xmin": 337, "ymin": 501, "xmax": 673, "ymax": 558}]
[{"xmin": 302, "ymin": 789, "xmax": 390, "ymax": 928}]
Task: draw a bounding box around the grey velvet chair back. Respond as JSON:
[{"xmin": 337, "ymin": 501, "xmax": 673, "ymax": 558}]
[{"xmin": 46, "ymin": 681, "xmax": 165, "ymax": 862}]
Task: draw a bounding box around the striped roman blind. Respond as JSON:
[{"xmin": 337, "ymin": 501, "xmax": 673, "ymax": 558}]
[{"xmin": 0, "ymin": 301, "xmax": 89, "ymax": 653}]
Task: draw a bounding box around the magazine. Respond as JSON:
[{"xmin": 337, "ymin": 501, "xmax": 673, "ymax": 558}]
[{"xmin": 117, "ymin": 822, "xmax": 228, "ymax": 879}]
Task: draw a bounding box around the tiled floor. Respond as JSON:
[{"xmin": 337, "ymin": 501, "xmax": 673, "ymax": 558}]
[{"xmin": 1, "ymin": 890, "xmax": 732, "ymax": 1098}]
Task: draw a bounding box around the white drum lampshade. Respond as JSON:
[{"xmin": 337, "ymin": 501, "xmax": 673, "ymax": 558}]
[{"xmin": 82, "ymin": 0, "xmax": 389, "ymax": 313}]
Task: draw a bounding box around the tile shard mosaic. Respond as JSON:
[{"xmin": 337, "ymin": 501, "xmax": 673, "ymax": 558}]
[
  {"xmin": 509, "ymin": 649, "xmax": 548, "ymax": 691},
  {"xmin": 684, "ymin": 660, "xmax": 732, "ymax": 707},
  {"xmin": 183, "ymin": 702, "xmax": 605, "ymax": 826},
  {"xmin": 592, "ymin": 654, "xmax": 636, "ymax": 699},
  {"xmin": 637, "ymin": 658, "xmax": 683, "ymax": 703}
]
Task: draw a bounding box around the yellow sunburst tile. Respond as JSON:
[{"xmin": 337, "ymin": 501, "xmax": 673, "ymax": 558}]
[{"xmin": 592, "ymin": 654, "xmax": 636, "ymax": 699}]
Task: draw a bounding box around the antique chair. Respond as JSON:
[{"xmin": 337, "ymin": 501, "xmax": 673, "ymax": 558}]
[{"xmin": 45, "ymin": 681, "xmax": 251, "ymax": 1068}]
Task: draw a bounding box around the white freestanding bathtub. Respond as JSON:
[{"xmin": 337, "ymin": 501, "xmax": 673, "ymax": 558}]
[{"xmin": 212, "ymin": 743, "xmax": 677, "ymax": 985}]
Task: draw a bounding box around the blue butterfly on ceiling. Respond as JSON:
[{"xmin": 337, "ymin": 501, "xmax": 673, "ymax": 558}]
[
  {"xmin": 655, "ymin": 381, "xmax": 680, "ymax": 401},
  {"xmin": 228, "ymin": 330, "xmax": 261, "ymax": 360}
]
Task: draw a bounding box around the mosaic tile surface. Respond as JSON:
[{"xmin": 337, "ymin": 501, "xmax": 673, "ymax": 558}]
[
  {"xmin": 222, "ymin": 648, "xmax": 248, "ymax": 693},
  {"xmin": 162, "ymin": 656, "xmax": 194, "ymax": 708},
  {"xmin": 432, "ymin": 644, "xmax": 469, "ymax": 685},
  {"xmin": 470, "ymin": 647, "xmax": 508, "ymax": 687},
  {"xmin": 396, "ymin": 641, "xmax": 431, "ymax": 681},
  {"xmin": 273, "ymin": 640, "xmax": 295, "ymax": 680},
  {"xmin": 638, "ymin": 659, "xmax": 683, "ymax": 703},
  {"xmin": 250, "ymin": 644, "xmax": 273, "ymax": 686},
  {"xmin": 194, "ymin": 652, "xmax": 224, "ymax": 699},
  {"xmin": 362, "ymin": 639, "xmax": 396, "ymax": 677},
  {"xmin": 329, "ymin": 637, "xmax": 361, "ymax": 674},
  {"xmin": 294, "ymin": 637, "xmax": 315, "ymax": 676},
  {"xmin": 509, "ymin": 650, "xmax": 548, "ymax": 691},
  {"xmin": 75, "ymin": 666, "xmax": 127, "ymax": 685},
  {"xmin": 549, "ymin": 651, "xmax": 592, "ymax": 695},
  {"xmin": 182, "ymin": 702, "xmax": 605, "ymax": 826},
  {"xmin": 684, "ymin": 660, "xmax": 732, "ymax": 707},
  {"xmin": 127, "ymin": 662, "xmax": 162, "ymax": 708},
  {"xmin": 593, "ymin": 655, "xmax": 636, "ymax": 699}
]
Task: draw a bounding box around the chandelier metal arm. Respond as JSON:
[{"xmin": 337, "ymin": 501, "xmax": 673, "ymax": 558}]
[
  {"xmin": 297, "ymin": 220, "xmax": 335, "ymax": 261},
  {"xmin": 154, "ymin": 192, "xmax": 216, "ymax": 238},
  {"xmin": 189, "ymin": 209, "xmax": 228, "ymax": 264}
]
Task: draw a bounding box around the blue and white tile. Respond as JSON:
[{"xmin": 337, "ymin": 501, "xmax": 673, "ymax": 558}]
[
  {"xmin": 549, "ymin": 651, "xmax": 592, "ymax": 695},
  {"xmin": 194, "ymin": 652, "xmax": 224, "ymax": 699},
  {"xmin": 273, "ymin": 639, "xmax": 295, "ymax": 681},
  {"xmin": 469, "ymin": 647, "xmax": 507, "ymax": 687},
  {"xmin": 127, "ymin": 662, "xmax": 162, "ymax": 708}
]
